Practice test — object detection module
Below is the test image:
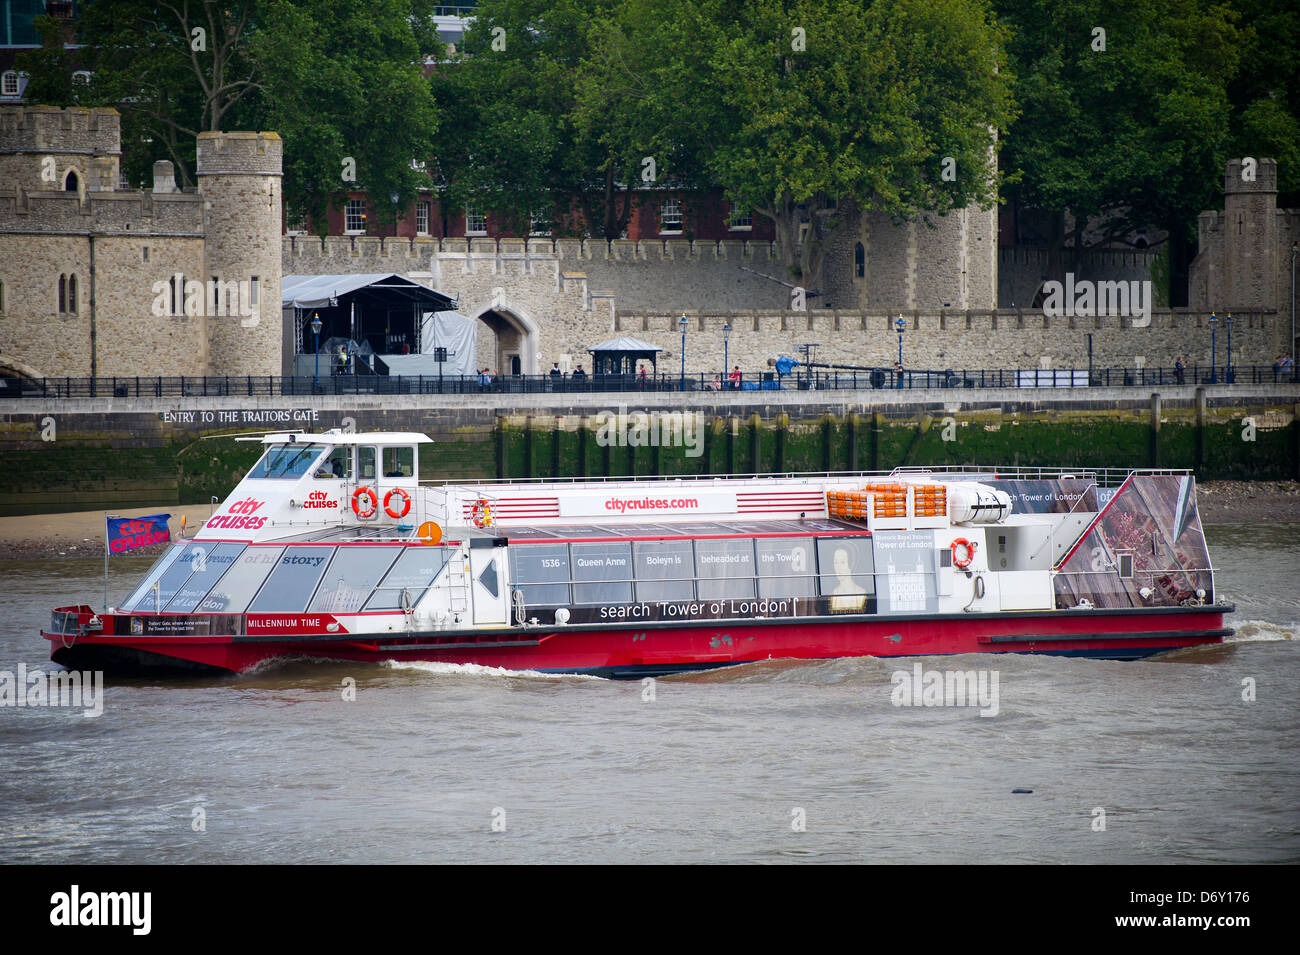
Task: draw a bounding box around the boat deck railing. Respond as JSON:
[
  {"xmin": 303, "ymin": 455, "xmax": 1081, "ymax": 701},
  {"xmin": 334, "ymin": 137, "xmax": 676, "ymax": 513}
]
[{"xmin": 423, "ymin": 466, "xmax": 1189, "ymax": 491}]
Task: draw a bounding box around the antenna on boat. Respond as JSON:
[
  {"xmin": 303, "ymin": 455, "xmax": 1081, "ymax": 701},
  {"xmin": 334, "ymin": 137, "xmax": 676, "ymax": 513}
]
[{"xmin": 188, "ymin": 429, "xmax": 307, "ymax": 442}]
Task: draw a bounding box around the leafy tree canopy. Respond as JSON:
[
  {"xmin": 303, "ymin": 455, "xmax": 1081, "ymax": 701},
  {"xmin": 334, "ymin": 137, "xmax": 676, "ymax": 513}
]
[{"xmin": 19, "ymin": 0, "xmax": 441, "ymax": 227}]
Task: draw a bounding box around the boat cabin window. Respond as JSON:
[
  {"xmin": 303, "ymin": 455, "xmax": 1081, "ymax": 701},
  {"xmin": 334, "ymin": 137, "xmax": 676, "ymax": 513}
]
[
  {"xmin": 314, "ymin": 446, "xmax": 353, "ymax": 480},
  {"xmin": 696, "ymin": 538, "xmax": 756, "ymax": 600},
  {"xmin": 249, "ymin": 443, "xmax": 327, "ymax": 479},
  {"xmin": 146, "ymin": 542, "xmax": 221, "ymax": 610},
  {"xmin": 119, "ymin": 540, "xmax": 187, "ymax": 611},
  {"xmin": 505, "ymin": 529, "xmax": 878, "ymax": 615},
  {"xmin": 509, "ymin": 543, "xmax": 571, "ymax": 606},
  {"xmin": 817, "ymin": 538, "xmax": 875, "ymax": 613},
  {"xmin": 364, "ymin": 547, "xmax": 453, "ymax": 610},
  {"xmin": 382, "ymin": 446, "xmax": 414, "ymax": 479},
  {"xmin": 246, "ymin": 546, "xmax": 335, "ymax": 613},
  {"xmin": 195, "ymin": 546, "xmax": 285, "ymax": 613},
  {"xmin": 756, "ymin": 537, "xmax": 815, "ymax": 598},
  {"xmin": 310, "ymin": 546, "xmax": 403, "ymax": 612},
  {"xmin": 163, "ymin": 543, "xmax": 247, "ymax": 612},
  {"xmin": 571, "ymin": 542, "xmax": 633, "ymax": 604},
  {"xmin": 358, "ymin": 446, "xmax": 377, "ymax": 481},
  {"xmin": 632, "ymin": 540, "xmax": 695, "ymax": 602}
]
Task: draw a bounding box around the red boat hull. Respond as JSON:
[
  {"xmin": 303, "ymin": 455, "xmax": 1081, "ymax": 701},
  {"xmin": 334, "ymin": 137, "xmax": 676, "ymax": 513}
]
[{"xmin": 44, "ymin": 605, "xmax": 1233, "ymax": 677}]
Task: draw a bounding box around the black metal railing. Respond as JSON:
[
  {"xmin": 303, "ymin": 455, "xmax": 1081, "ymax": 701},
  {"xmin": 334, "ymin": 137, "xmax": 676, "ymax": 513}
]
[{"xmin": 1, "ymin": 364, "xmax": 1296, "ymax": 400}]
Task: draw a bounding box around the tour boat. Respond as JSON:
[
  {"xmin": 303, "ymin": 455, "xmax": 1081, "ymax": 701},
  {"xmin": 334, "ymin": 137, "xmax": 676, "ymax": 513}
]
[{"xmin": 44, "ymin": 430, "xmax": 1232, "ymax": 676}]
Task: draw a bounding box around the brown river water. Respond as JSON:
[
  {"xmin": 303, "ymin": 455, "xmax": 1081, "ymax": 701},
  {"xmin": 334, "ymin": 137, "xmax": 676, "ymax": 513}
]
[{"xmin": 0, "ymin": 524, "xmax": 1295, "ymax": 864}]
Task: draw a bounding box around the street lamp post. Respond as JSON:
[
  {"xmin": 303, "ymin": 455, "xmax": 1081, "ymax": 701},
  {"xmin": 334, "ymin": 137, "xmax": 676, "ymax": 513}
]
[
  {"xmin": 680, "ymin": 314, "xmax": 688, "ymax": 390},
  {"xmin": 310, "ymin": 312, "xmax": 323, "ymax": 391},
  {"xmin": 1225, "ymin": 312, "xmax": 1233, "ymax": 383},
  {"xmin": 1208, "ymin": 311, "xmax": 1218, "ymax": 384},
  {"xmin": 723, "ymin": 322, "xmax": 731, "ymax": 387},
  {"xmin": 895, "ymin": 314, "xmax": 906, "ymax": 388}
]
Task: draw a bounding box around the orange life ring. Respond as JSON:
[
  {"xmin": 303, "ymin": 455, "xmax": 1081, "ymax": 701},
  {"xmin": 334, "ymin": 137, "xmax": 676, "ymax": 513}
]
[
  {"xmin": 384, "ymin": 487, "xmax": 411, "ymax": 519},
  {"xmin": 951, "ymin": 537, "xmax": 976, "ymax": 569},
  {"xmin": 352, "ymin": 486, "xmax": 378, "ymax": 519},
  {"xmin": 471, "ymin": 498, "xmax": 492, "ymax": 528}
]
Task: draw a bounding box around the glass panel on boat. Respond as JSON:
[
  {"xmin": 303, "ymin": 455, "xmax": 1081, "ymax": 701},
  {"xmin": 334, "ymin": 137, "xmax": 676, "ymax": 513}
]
[
  {"xmin": 163, "ymin": 542, "xmax": 247, "ymax": 612},
  {"xmin": 196, "ymin": 546, "xmax": 285, "ymax": 612},
  {"xmin": 817, "ymin": 538, "xmax": 875, "ymax": 614},
  {"xmin": 756, "ymin": 537, "xmax": 816, "ymax": 598},
  {"xmin": 313, "ymin": 446, "xmax": 352, "ymax": 481},
  {"xmin": 695, "ymin": 538, "xmax": 756, "ymax": 599},
  {"xmin": 508, "ymin": 544, "xmax": 570, "ymax": 606},
  {"xmin": 246, "ymin": 546, "xmax": 336, "ymax": 613},
  {"xmin": 478, "ymin": 557, "xmax": 500, "ymax": 598},
  {"xmin": 309, "ymin": 546, "xmax": 403, "ymax": 612},
  {"xmin": 149, "ymin": 541, "xmax": 225, "ymax": 609},
  {"xmin": 382, "ymin": 446, "xmax": 414, "ymax": 478},
  {"xmin": 365, "ymin": 546, "xmax": 452, "ymax": 610},
  {"xmin": 247, "ymin": 444, "xmax": 326, "ymax": 479},
  {"xmin": 571, "ymin": 542, "xmax": 633, "ymax": 604},
  {"xmin": 633, "ymin": 540, "xmax": 695, "ymax": 602},
  {"xmin": 871, "ymin": 531, "xmax": 938, "ymax": 613},
  {"xmin": 119, "ymin": 540, "xmax": 187, "ymax": 611},
  {"xmin": 358, "ymin": 446, "xmax": 377, "ymax": 481}
]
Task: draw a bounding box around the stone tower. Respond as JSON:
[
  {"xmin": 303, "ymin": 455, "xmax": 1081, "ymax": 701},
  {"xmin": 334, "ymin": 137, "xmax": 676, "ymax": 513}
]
[
  {"xmin": 197, "ymin": 131, "xmax": 283, "ymax": 376},
  {"xmin": 1219, "ymin": 157, "xmax": 1278, "ymax": 311},
  {"xmin": 0, "ymin": 105, "xmax": 120, "ymax": 196}
]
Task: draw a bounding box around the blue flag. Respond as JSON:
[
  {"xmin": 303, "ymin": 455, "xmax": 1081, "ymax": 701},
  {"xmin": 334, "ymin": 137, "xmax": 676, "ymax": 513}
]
[{"xmin": 107, "ymin": 514, "xmax": 172, "ymax": 554}]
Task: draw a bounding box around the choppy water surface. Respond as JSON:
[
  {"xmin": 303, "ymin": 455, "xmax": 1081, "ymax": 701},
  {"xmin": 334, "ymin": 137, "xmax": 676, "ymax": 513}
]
[{"xmin": 0, "ymin": 525, "xmax": 1295, "ymax": 864}]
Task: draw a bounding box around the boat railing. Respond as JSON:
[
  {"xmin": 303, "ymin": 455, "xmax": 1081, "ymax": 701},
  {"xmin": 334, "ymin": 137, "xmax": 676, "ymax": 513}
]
[{"xmin": 420, "ymin": 466, "xmax": 1190, "ymax": 491}]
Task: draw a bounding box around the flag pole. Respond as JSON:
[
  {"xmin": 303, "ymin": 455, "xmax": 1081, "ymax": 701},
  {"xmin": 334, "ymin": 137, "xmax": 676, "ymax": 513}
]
[{"xmin": 103, "ymin": 512, "xmax": 113, "ymax": 612}]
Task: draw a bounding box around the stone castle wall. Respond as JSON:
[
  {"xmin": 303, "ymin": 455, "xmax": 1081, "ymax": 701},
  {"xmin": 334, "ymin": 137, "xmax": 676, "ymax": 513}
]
[
  {"xmin": 613, "ymin": 307, "xmax": 1283, "ymax": 373},
  {"xmin": 1190, "ymin": 158, "xmax": 1300, "ymax": 357},
  {"xmin": 281, "ymin": 234, "xmax": 1286, "ymax": 374},
  {"xmin": 0, "ymin": 105, "xmax": 120, "ymax": 195},
  {"xmin": 0, "ymin": 105, "xmax": 282, "ymax": 380},
  {"xmin": 283, "ymin": 205, "xmax": 1001, "ymax": 317},
  {"xmin": 999, "ymin": 246, "xmax": 1160, "ymax": 308}
]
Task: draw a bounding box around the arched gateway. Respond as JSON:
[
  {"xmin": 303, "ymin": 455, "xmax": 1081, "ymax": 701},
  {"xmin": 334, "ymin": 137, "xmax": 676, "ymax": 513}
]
[{"xmin": 472, "ymin": 302, "xmax": 539, "ymax": 376}]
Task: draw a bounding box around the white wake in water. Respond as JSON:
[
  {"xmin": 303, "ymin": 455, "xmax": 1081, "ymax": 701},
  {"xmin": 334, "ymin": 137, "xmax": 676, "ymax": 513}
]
[
  {"xmin": 1225, "ymin": 620, "xmax": 1296, "ymax": 642},
  {"xmin": 383, "ymin": 659, "xmax": 603, "ymax": 680}
]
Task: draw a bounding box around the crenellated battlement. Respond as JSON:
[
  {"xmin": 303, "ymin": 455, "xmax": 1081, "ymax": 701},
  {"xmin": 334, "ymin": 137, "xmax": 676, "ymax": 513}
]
[
  {"xmin": 196, "ymin": 131, "xmax": 283, "ymax": 177},
  {"xmin": 0, "ymin": 187, "xmax": 204, "ymax": 235},
  {"xmin": 1, "ymin": 106, "xmax": 283, "ymax": 381},
  {"xmin": 283, "ymin": 234, "xmax": 780, "ymax": 263},
  {"xmin": 1224, "ymin": 157, "xmax": 1277, "ymax": 195},
  {"xmin": 0, "ymin": 104, "xmax": 120, "ymax": 156}
]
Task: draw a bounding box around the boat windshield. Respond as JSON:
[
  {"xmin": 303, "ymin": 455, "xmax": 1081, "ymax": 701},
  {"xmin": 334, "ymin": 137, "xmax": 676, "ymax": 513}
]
[{"xmin": 247, "ymin": 444, "xmax": 327, "ymax": 479}]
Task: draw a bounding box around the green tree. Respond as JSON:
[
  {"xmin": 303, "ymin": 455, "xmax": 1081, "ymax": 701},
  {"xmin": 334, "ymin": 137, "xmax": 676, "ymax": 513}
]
[
  {"xmin": 663, "ymin": 0, "xmax": 1014, "ymax": 292},
  {"xmin": 251, "ymin": 0, "xmax": 442, "ymax": 231},
  {"xmin": 22, "ymin": 0, "xmax": 440, "ymax": 218},
  {"xmin": 1226, "ymin": 0, "xmax": 1300, "ymax": 204},
  {"xmin": 432, "ymin": 0, "xmax": 685, "ymax": 239},
  {"xmin": 15, "ymin": 15, "xmax": 75, "ymax": 108},
  {"xmin": 996, "ymin": 0, "xmax": 1240, "ymax": 300}
]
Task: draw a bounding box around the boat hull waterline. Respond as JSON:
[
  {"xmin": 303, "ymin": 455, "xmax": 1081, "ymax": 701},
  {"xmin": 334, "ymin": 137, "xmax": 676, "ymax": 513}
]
[{"xmin": 45, "ymin": 605, "xmax": 1232, "ymax": 677}]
